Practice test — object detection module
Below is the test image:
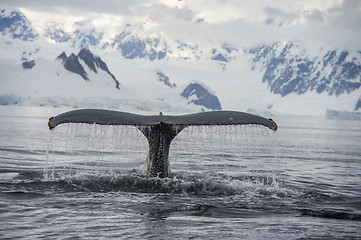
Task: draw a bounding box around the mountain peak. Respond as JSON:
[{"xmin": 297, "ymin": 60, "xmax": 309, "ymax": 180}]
[
  {"xmin": 56, "ymin": 48, "xmax": 120, "ymax": 89},
  {"xmin": 64, "ymin": 53, "xmax": 89, "ymax": 81},
  {"xmin": 181, "ymin": 82, "xmax": 222, "ymax": 111},
  {"xmin": 157, "ymin": 72, "xmax": 176, "ymax": 88},
  {"xmin": 78, "ymin": 47, "xmax": 98, "ymax": 73},
  {"xmin": 0, "ymin": 9, "xmax": 38, "ymax": 41},
  {"xmin": 78, "ymin": 48, "xmax": 120, "ymax": 89},
  {"xmin": 56, "ymin": 52, "xmax": 67, "ymax": 62}
]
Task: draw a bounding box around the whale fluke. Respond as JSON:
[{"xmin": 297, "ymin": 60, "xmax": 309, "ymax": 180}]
[
  {"xmin": 48, "ymin": 109, "xmax": 277, "ymax": 130},
  {"xmin": 48, "ymin": 109, "xmax": 277, "ymax": 178}
]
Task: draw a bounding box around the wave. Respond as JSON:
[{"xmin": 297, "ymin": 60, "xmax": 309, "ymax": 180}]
[
  {"xmin": 0, "ymin": 147, "xmax": 45, "ymax": 156},
  {"xmin": 51, "ymin": 173, "xmax": 282, "ymax": 197},
  {"xmin": 2, "ymin": 170, "xmax": 360, "ymax": 222},
  {"xmin": 301, "ymin": 208, "xmax": 361, "ymax": 221},
  {"xmin": 2, "ymin": 170, "xmax": 286, "ymax": 197}
]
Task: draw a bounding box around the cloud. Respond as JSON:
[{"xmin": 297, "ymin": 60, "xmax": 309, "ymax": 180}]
[
  {"xmin": 2, "ymin": 0, "xmax": 360, "ymax": 51},
  {"xmin": 328, "ymin": 0, "xmax": 361, "ymax": 31},
  {"xmin": 293, "ymin": 0, "xmax": 361, "ymax": 50},
  {"xmin": 196, "ymin": 0, "xmax": 361, "ymax": 51},
  {"xmin": 263, "ymin": 7, "xmax": 301, "ymax": 27},
  {"xmin": 1, "ymin": 0, "xmax": 145, "ymax": 15}
]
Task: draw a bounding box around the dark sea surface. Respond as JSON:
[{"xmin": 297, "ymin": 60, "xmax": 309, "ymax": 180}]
[{"xmin": 0, "ymin": 106, "xmax": 360, "ymax": 239}]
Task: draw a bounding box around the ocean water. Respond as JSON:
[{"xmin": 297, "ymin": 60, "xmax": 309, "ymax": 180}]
[{"xmin": 0, "ymin": 105, "xmax": 360, "ymax": 239}]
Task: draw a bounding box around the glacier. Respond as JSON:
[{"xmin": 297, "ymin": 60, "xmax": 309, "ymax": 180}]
[{"xmin": 326, "ymin": 109, "xmax": 361, "ymax": 121}]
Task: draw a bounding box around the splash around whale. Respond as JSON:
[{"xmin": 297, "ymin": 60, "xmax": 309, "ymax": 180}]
[{"xmin": 48, "ymin": 109, "xmax": 277, "ymax": 178}]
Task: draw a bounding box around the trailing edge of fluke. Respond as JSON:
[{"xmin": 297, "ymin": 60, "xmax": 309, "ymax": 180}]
[
  {"xmin": 48, "ymin": 109, "xmax": 277, "ymax": 178},
  {"xmin": 48, "ymin": 109, "xmax": 277, "ymax": 131}
]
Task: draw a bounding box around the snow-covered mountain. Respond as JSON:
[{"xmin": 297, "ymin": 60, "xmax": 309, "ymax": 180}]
[
  {"xmin": 1, "ymin": 9, "xmax": 360, "ymax": 115},
  {"xmin": 0, "ymin": 9, "xmax": 37, "ymax": 41},
  {"xmin": 0, "ymin": 45, "xmax": 220, "ymax": 111},
  {"xmin": 249, "ymin": 42, "xmax": 361, "ymax": 98}
]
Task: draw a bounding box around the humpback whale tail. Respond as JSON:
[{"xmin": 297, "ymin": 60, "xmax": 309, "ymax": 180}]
[{"xmin": 48, "ymin": 109, "xmax": 277, "ymax": 178}]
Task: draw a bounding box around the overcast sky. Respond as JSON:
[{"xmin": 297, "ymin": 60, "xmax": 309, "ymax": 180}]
[{"xmin": 2, "ymin": 0, "xmax": 361, "ymax": 51}]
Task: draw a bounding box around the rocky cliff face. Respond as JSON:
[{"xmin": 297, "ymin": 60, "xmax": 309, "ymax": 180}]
[
  {"xmin": 58, "ymin": 52, "xmax": 89, "ymax": 80},
  {"xmin": 57, "ymin": 48, "xmax": 120, "ymax": 89},
  {"xmin": 78, "ymin": 48, "xmax": 120, "ymax": 89},
  {"xmin": 157, "ymin": 72, "xmax": 177, "ymax": 89},
  {"xmin": 355, "ymin": 98, "xmax": 361, "ymax": 111},
  {"xmin": 181, "ymin": 83, "xmax": 222, "ymax": 111}
]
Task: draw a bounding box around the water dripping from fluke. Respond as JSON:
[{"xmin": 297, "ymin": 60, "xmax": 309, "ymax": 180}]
[{"xmin": 46, "ymin": 109, "xmax": 278, "ymax": 179}]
